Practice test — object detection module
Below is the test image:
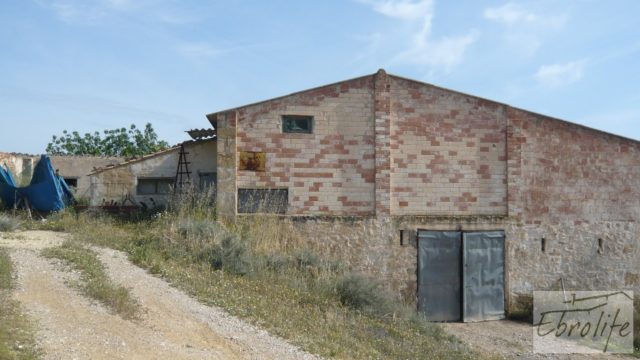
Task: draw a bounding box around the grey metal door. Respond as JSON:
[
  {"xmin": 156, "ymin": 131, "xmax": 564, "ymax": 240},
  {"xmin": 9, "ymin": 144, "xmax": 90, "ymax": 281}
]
[
  {"xmin": 417, "ymin": 231, "xmax": 461, "ymax": 322},
  {"xmin": 462, "ymin": 231, "xmax": 505, "ymax": 322}
]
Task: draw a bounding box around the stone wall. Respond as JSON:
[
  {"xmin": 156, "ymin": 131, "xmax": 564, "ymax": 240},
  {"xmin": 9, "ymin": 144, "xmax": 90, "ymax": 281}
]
[{"xmin": 280, "ymin": 215, "xmax": 639, "ymax": 314}]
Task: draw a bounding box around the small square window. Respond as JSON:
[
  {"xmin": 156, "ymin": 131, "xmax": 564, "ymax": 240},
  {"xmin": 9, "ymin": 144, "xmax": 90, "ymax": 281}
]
[{"xmin": 282, "ymin": 115, "xmax": 313, "ymax": 134}]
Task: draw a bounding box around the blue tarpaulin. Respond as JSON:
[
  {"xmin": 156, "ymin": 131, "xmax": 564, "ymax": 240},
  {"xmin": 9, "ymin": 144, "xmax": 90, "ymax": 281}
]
[{"xmin": 0, "ymin": 155, "xmax": 74, "ymax": 212}]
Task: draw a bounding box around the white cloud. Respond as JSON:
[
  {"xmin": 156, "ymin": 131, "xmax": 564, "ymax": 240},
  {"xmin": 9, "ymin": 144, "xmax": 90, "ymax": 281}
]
[
  {"xmin": 357, "ymin": 0, "xmax": 476, "ymax": 72},
  {"xmin": 395, "ymin": 31, "xmax": 478, "ymax": 70},
  {"xmin": 359, "ymin": 0, "xmax": 433, "ymax": 20},
  {"xmin": 484, "ymin": 3, "xmax": 536, "ymax": 25},
  {"xmin": 483, "ymin": 3, "xmax": 566, "ymax": 57},
  {"xmin": 534, "ymin": 61, "xmax": 585, "ymax": 88}
]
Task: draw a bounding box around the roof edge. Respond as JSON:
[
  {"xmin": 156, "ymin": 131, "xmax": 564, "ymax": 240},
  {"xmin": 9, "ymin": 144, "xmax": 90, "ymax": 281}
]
[
  {"xmin": 387, "ymin": 73, "xmax": 640, "ymax": 145},
  {"xmin": 90, "ymin": 137, "xmax": 217, "ymax": 175},
  {"xmin": 205, "ymin": 73, "xmax": 376, "ymax": 118},
  {"xmin": 204, "ymin": 69, "xmax": 640, "ymax": 145}
]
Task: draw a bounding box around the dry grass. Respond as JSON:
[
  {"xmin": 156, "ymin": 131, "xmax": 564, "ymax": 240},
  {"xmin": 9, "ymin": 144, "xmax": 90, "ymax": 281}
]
[
  {"xmin": 0, "ymin": 214, "xmax": 21, "ymax": 232},
  {"xmin": 41, "ymin": 240, "xmax": 140, "ymax": 320},
  {"xmin": 0, "ymin": 248, "xmax": 41, "ymax": 359},
  {"xmin": 26, "ymin": 208, "xmax": 489, "ymax": 360}
]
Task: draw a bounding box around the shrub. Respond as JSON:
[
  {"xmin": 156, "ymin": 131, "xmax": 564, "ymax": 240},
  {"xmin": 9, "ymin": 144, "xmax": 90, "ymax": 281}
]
[
  {"xmin": 198, "ymin": 233, "xmax": 252, "ymax": 276},
  {"xmin": 0, "ymin": 214, "xmax": 20, "ymax": 232},
  {"xmin": 335, "ymin": 273, "xmax": 395, "ymax": 316},
  {"xmin": 176, "ymin": 218, "xmax": 223, "ymax": 241}
]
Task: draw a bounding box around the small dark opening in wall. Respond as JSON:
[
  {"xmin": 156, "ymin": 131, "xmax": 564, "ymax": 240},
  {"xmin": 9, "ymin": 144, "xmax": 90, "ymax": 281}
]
[
  {"xmin": 63, "ymin": 178, "xmax": 78, "ymax": 188},
  {"xmin": 597, "ymin": 238, "xmax": 603, "ymax": 254},
  {"xmin": 541, "ymin": 238, "xmax": 546, "ymax": 253},
  {"xmin": 400, "ymin": 230, "xmax": 405, "ymax": 246}
]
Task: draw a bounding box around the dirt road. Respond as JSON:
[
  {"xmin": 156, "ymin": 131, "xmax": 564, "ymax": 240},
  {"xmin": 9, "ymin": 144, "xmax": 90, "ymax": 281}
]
[{"xmin": 0, "ymin": 231, "xmax": 319, "ymax": 360}]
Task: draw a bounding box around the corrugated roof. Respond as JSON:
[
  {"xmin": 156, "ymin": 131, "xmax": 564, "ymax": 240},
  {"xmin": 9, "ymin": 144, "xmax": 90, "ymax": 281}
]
[{"xmin": 186, "ymin": 128, "xmax": 216, "ymax": 140}]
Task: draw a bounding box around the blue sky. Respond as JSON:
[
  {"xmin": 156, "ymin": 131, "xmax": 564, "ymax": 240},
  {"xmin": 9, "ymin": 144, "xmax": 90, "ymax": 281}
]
[{"xmin": 1, "ymin": 0, "xmax": 639, "ymax": 154}]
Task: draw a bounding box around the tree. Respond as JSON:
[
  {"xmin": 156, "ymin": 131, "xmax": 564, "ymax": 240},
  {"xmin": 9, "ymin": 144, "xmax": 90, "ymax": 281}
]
[{"xmin": 46, "ymin": 123, "xmax": 170, "ymax": 157}]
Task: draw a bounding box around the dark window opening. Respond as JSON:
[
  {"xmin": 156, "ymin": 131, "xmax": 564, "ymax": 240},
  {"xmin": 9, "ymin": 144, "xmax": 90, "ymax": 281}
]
[
  {"xmin": 237, "ymin": 188, "xmax": 288, "ymax": 214},
  {"xmin": 282, "ymin": 115, "xmax": 313, "ymax": 134},
  {"xmin": 137, "ymin": 178, "xmax": 173, "ymax": 195},
  {"xmin": 199, "ymin": 172, "xmax": 217, "ymax": 189},
  {"xmin": 541, "ymin": 238, "xmax": 546, "ymax": 253},
  {"xmin": 63, "ymin": 178, "xmax": 78, "ymax": 188}
]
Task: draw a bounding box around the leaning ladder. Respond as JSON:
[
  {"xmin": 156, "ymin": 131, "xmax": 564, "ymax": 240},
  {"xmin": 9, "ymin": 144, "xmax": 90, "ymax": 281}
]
[{"xmin": 174, "ymin": 143, "xmax": 191, "ymax": 192}]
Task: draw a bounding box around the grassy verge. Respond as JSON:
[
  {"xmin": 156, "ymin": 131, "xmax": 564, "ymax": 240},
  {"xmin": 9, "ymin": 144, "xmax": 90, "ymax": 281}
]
[
  {"xmin": 30, "ymin": 211, "xmax": 485, "ymax": 360},
  {"xmin": 41, "ymin": 241, "xmax": 140, "ymax": 320},
  {"xmin": 0, "ymin": 248, "xmax": 40, "ymax": 359}
]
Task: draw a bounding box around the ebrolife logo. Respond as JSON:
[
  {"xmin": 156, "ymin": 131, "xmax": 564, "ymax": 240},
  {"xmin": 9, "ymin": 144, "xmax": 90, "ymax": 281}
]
[{"xmin": 533, "ymin": 291, "xmax": 634, "ymax": 354}]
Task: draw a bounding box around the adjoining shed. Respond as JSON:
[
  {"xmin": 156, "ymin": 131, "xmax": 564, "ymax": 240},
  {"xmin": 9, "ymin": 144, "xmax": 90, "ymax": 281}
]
[
  {"xmin": 88, "ymin": 138, "xmax": 217, "ymax": 208},
  {"xmin": 205, "ymin": 69, "xmax": 640, "ymax": 322}
]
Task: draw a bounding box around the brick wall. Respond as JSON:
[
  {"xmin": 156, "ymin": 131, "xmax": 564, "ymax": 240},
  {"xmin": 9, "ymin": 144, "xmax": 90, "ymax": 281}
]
[
  {"xmin": 234, "ymin": 76, "xmax": 376, "ymax": 216},
  {"xmin": 389, "ymin": 76, "xmax": 508, "ymax": 216},
  {"xmin": 508, "ymin": 108, "xmax": 640, "ymax": 223}
]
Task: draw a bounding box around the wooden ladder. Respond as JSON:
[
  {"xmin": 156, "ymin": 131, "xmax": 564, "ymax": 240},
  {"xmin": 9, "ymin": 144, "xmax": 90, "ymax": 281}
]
[{"xmin": 174, "ymin": 143, "xmax": 191, "ymax": 192}]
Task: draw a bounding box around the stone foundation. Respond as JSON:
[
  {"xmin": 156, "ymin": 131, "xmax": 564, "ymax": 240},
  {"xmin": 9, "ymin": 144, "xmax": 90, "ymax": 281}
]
[{"xmin": 275, "ymin": 215, "xmax": 639, "ymax": 313}]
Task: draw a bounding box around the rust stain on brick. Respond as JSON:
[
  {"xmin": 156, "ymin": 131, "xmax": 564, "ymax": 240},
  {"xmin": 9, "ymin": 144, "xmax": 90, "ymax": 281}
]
[{"xmin": 239, "ymin": 151, "xmax": 266, "ymax": 171}]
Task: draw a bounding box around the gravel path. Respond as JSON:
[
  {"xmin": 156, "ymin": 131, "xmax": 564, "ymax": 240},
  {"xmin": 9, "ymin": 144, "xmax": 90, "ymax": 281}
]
[{"xmin": 1, "ymin": 231, "xmax": 320, "ymax": 360}]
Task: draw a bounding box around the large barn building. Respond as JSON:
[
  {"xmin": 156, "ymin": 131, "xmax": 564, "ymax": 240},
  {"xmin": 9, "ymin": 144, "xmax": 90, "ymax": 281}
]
[{"xmin": 206, "ymin": 69, "xmax": 638, "ymax": 322}]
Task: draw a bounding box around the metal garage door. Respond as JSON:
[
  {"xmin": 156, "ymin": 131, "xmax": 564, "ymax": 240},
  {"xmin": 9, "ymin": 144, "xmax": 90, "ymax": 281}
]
[
  {"xmin": 417, "ymin": 231, "xmax": 461, "ymax": 322},
  {"xmin": 462, "ymin": 231, "xmax": 505, "ymax": 322}
]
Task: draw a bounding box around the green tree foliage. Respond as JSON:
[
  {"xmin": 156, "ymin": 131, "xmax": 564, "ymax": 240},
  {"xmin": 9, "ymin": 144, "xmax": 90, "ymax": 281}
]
[{"xmin": 46, "ymin": 123, "xmax": 170, "ymax": 157}]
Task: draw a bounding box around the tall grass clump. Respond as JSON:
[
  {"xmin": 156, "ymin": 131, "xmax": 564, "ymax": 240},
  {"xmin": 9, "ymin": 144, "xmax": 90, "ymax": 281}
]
[
  {"xmin": 166, "ymin": 184, "xmax": 216, "ymax": 220},
  {"xmin": 335, "ymin": 273, "xmax": 397, "ymax": 316},
  {"xmin": 0, "ymin": 214, "xmax": 21, "ymax": 232}
]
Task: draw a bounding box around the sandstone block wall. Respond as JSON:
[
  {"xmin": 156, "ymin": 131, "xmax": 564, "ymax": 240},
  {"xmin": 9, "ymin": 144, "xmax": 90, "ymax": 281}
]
[
  {"xmin": 231, "ymin": 76, "xmax": 376, "ymax": 216},
  {"xmin": 389, "ymin": 77, "xmax": 507, "ymax": 216}
]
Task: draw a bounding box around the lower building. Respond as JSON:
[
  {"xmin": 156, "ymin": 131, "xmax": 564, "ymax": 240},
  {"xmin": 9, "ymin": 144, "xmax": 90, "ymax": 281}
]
[{"xmin": 88, "ymin": 138, "xmax": 217, "ymax": 208}]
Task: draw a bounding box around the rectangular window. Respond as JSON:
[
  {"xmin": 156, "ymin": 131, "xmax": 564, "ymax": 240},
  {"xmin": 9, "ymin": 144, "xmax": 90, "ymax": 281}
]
[
  {"xmin": 282, "ymin": 115, "xmax": 313, "ymax": 134},
  {"xmin": 63, "ymin": 177, "xmax": 78, "ymax": 188},
  {"xmin": 237, "ymin": 188, "xmax": 288, "ymax": 214},
  {"xmin": 137, "ymin": 178, "xmax": 173, "ymax": 195},
  {"xmin": 199, "ymin": 172, "xmax": 217, "ymax": 189}
]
